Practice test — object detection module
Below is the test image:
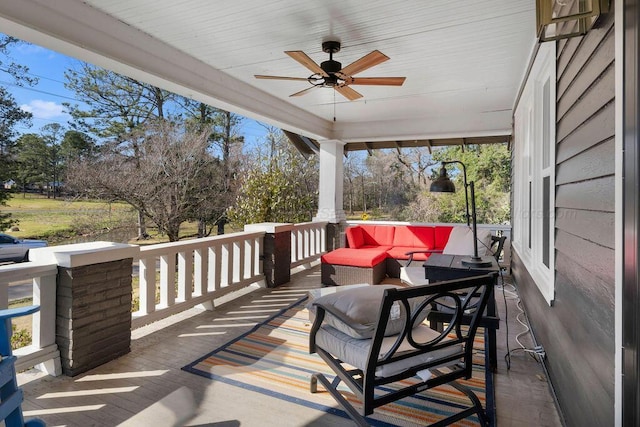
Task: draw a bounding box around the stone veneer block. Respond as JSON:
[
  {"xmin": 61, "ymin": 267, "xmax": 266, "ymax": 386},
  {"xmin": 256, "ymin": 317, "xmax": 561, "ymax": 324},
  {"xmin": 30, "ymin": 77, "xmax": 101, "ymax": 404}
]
[
  {"xmin": 244, "ymin": 223, "xmax": 293, "ymax": 288},
  {"xmin": 32, "ymin": 242, "xmax": 139, "ymax": 377},
  {"xmin": 56, "ymin": 259, "xmax": 133, "ymax": 376}
]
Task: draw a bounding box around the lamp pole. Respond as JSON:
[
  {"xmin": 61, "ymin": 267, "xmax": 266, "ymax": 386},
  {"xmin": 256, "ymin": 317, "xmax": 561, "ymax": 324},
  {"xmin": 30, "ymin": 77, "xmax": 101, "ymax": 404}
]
[
  {"xmin": 432, "ymin": 160, "xmax": 492, "ymax": 267},
  {"xmin": 441, "ymin": 160, "xmax": 470, "ymax": 227}
]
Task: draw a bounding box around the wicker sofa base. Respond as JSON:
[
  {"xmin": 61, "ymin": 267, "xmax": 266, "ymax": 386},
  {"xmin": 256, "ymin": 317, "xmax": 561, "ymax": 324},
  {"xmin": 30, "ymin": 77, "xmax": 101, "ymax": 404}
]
[
  {"xmin": 385, "ymin": 258, "xmax": 410, "ymax": 279},
  {"xmin": 321, "ymin": 262, "xmax": 386, "ymax": 286}
]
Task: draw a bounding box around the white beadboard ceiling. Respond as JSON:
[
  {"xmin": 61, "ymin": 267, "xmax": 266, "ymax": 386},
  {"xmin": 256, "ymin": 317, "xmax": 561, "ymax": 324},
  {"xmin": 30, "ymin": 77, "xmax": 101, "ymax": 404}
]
[{"xmin": 0, "ymin": 0, "xmax": 537, "ymax": 146}]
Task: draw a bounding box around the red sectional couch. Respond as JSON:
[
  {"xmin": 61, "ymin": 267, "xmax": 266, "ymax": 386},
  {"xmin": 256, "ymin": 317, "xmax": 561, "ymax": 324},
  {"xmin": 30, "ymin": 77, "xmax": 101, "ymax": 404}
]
[{"xmin": 321, "ymin": 224, "xmax": 453, "ymax": 286}]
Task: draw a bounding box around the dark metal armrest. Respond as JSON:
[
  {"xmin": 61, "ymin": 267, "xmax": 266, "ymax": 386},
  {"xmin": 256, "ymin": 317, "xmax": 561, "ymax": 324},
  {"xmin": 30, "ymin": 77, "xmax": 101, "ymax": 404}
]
[{"xmin": 405, "ymin": 249, "xmax": 443, "ymax": 266}]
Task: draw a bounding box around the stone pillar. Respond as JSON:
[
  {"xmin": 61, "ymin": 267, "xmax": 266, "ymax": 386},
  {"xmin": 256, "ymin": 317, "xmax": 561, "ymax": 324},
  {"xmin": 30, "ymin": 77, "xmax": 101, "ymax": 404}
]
[
  {"xmin": 33, "ymin": 242, "xmax": 139, "ymax": 376},
  {"xmin": 326, "ymin": 222, "xmax": 347, "ymax": 251},
  {"xmin": 313, "ymin": 140, "xmax": 347, "ymax": 224},
  {"xmin": 244, "ymin": 223, "xmax": 293, "ymax": 288}
]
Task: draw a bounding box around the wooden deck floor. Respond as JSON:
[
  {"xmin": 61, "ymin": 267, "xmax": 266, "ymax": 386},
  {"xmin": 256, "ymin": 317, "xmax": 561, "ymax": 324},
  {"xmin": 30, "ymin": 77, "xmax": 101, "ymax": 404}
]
[{"xmin": 17, "ymin": 266, "xmax": 564, "ymax": 426}]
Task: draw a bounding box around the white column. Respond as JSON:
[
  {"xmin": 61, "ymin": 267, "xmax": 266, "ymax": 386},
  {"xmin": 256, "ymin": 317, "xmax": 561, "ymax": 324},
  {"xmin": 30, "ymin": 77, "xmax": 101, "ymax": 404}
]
[{"xmin": 313, "ymin": 139, "xmax": 347, "ymax": 223}]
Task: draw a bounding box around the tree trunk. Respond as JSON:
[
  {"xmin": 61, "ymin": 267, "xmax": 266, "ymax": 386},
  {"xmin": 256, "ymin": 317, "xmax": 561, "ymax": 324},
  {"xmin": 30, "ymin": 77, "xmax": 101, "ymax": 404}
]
[
  {"xmin": 136, "ymin": 210, "xmax": 148, "ymax": 240},
  {"xmin": 167, "ymin": 222, "xmax": 181, "ymax": 242},
  {"xmin": 198, "ymin": 218, "xmax": 206, "ymax": 237}
]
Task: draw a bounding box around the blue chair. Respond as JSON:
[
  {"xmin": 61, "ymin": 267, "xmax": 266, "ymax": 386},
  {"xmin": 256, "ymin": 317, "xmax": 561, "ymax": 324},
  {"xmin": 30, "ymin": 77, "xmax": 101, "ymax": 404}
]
[{"xmin": 0, "ymin": 306, "xmax": 46, "ymax": 427}]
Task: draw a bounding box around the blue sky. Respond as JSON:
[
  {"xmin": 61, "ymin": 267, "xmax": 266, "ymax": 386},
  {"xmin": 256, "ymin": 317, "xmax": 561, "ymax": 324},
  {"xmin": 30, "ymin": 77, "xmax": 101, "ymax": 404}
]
[{"xmin": 2, "ymin": 35, "xmax": 269, "ymax": 148}]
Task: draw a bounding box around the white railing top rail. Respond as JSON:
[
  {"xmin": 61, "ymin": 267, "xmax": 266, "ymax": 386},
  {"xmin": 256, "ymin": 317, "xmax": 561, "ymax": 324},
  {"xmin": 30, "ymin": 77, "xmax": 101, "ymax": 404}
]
[
  {"xmin": 293, "ymin": 220, "xmax": 328, "ymax": 229},
  {"xmin": 137, "ymin": 230, "xmax": 265, "ymax": 257},
  {"xmin": 0, "ymin": 261, "xmax": 58, "ymax": 284}
]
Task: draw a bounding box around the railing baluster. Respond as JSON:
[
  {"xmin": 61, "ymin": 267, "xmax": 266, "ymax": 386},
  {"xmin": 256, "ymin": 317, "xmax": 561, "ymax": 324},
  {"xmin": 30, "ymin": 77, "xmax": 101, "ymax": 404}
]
[
  {"xmin": 178, "ymin": 250, "xmax": 193, "ymax": 302},
  {"xmin": 209, "ymin": 244, "xmax": 221, "ymax": 292},
  {"xmin": 160, "ymin": 253, "xmax": 175, "ymax": 308},
  {"xmin": 234, "ymin": 240, "xmax": 243, "ymax": 283},
  {"xmin": 244, "ymin": 238, "xmax": 252, "ymax": 280},
  {"xmin": 255, "ymin": 236, "xmax": 262, "ymax": 276},
  {"xmin": 32, "ymin": 273, "xmax": 56, "ymax": 349},
  {"xmin": 221, "ymin": 243, "xmax": 231, "ymax": 287},
  {"xmin": 291, "ymin": 231, "xmax": 298, "ymax": 263},
  {"xmin": 139, "ymin": 256, "xmax": 156, "ymax": 314},
  {"xmin": 194, "ymin": 247, "xmax": 206, "ymax": 297}
]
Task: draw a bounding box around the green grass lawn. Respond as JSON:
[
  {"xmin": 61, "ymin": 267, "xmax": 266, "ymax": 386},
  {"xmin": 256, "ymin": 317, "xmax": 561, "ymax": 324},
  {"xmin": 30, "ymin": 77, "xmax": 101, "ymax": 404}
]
[
  {"xmin": 1, "ymin": 193, "xmax": 232, "ymax": 243},
  {"xmin": 1, "ymin": 193, "xmax": 136, "ymax": 241}
]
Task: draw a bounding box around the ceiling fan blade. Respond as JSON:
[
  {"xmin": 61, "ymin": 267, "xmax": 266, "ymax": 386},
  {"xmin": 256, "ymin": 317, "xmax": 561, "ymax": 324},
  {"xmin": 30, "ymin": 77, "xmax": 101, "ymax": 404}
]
[
  {"xmin": 340, "ymin": 50, "xmax": 389, "ymax": 76},
  {"xmin": 255, "ymin": 75, "xmax": 309, "ymax": 81},
  {"xmin": 335, "ymin": 85, "xmax": 363, "ymax": 101},
  {"xmin": 285, "ymin": 51, "xmax": 328, "ymax": 77},
  {"xmin": 289, "ymin": 86, "xmax": 318, "ymax": 97},
  {"xmin": 348, "ymin": 77, "xmax": 406, "ymax": 86}
]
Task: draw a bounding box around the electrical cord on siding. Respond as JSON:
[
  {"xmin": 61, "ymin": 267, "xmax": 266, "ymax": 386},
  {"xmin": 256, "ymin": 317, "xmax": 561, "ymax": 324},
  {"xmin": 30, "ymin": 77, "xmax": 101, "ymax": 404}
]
[{"xmin": 500, "ymin": 270, "xmax": 546, "ymax": 369}]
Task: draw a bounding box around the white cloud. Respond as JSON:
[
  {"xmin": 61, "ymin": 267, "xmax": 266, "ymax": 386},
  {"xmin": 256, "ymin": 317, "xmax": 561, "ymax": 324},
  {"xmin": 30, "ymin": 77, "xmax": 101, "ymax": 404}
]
[
  {"xmin": 20, "ymin": 100, "xmax": 69, "ymax": 120},
  {"xmin": 15, "ymin": 43, "xmax": 47, "ymax": 56}
]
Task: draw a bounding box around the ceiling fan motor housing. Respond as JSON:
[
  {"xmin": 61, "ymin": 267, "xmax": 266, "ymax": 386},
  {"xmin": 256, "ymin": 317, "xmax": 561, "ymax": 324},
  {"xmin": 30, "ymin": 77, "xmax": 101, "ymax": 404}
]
[
  {"xmin": 322, "ymin": 40, "xmax": 341, "ymax": 54},
  {"xmin": 320, "ymin": 59, "xmax": 342, "ymax": 74}
]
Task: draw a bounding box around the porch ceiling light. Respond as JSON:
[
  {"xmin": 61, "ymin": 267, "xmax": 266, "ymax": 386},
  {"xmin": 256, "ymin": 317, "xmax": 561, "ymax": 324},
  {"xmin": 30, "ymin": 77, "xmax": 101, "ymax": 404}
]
[
  {"xmin": 430, "ymin": 161, "xmax": 492, "ymax": 268},
  {"xmin": 536, "ymin": 0, "xmax": 610, "ymax": 42}
]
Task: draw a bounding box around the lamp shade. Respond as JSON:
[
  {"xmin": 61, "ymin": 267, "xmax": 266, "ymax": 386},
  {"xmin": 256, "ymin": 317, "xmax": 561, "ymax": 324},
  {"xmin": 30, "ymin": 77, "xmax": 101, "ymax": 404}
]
[{"xmin": 430, "ymin": 165, "xmax": 456, "ymax": 193}]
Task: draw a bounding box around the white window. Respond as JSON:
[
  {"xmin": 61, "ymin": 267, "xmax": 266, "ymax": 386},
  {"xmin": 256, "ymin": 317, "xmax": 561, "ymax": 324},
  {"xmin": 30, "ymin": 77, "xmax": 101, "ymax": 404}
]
[{"xmin": 513, "ymin": 42, "xmax": 556, "ymax": 305}]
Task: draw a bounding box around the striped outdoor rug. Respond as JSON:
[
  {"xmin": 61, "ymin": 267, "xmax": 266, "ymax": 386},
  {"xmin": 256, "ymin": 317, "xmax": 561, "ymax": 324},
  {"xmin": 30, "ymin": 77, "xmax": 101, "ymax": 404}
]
[{"xmin": 182, "ymin": 297, "xmax": 495, "ymax": 426}]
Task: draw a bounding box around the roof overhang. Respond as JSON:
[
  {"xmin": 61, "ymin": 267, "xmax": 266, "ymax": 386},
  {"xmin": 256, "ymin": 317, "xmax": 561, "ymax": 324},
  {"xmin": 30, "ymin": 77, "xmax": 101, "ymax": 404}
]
[{"xmin": 0, "ymin": 0, "xmax": 537, "ymax": 148}]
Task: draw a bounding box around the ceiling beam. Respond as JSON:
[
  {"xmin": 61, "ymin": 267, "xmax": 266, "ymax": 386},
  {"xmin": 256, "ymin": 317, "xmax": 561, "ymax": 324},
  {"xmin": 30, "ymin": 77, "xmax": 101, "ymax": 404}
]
[
  {"xmin": 365, "ymin": 142, "xmax": 374, "ymax": 156},
  {"xmin": 343, "ymin": 135, "xmax": 510, "ymax": 152},
  {"xmin": 332, "ymin": 112, "xmax": 513, "ymax": 143}
]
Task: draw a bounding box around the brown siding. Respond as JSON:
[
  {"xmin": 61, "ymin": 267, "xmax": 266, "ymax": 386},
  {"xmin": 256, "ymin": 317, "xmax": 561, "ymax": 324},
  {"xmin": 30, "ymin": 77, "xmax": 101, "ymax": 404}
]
[{"xmin": 513, "ymin": 9, "xmax": 615, "ymax": 427}]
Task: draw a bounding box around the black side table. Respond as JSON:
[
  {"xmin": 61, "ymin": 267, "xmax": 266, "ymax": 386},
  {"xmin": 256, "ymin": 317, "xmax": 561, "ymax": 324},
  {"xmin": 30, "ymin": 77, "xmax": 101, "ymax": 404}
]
[{"xmin": 424, "ymin": 253, "xmax": 500, "ymax": 372}]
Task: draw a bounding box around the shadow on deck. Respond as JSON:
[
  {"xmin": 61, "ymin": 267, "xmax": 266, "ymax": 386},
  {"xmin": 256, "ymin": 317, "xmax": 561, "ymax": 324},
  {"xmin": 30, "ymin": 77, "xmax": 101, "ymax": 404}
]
[{"xmin": 17, "ymin": 266, "xmax": 562, "ymax": 427}]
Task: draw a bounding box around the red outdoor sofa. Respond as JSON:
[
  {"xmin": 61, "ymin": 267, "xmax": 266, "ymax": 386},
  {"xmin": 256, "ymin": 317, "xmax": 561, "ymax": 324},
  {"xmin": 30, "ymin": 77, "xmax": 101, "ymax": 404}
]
[{"xmin": 322, "ymin": 223, "xmax": 483, "ymax": 286}]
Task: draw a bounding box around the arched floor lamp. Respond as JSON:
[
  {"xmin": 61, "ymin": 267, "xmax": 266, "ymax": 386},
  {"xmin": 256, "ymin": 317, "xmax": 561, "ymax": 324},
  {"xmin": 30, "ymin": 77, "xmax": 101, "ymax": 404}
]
[{"xmin": 430, "ymin": 160, "xmax": 493, "ymax": 268}]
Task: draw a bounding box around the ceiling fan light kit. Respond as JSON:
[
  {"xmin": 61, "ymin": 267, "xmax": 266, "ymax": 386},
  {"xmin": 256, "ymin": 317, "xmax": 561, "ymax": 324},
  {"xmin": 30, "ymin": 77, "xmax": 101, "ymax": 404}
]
[{"xmin": 255, "ymin": 40, "xmax": 405, "ymax": 101}]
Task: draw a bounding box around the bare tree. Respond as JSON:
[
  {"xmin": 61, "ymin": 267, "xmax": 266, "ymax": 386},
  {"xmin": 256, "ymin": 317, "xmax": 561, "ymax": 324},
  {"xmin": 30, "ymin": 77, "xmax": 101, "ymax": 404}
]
[
  {"xmin": 394, "ymin": 147, "xmax": 436, "ymax": 185},
  {"xmin": 64, "ymin": 63, "xmax": 178, "ymax": 239},
  {"xmin": 182, "ymin": 100, "xmax": 244, "ymax": 235},
  {"xmin": 66, "ymin": 120, "xmax": 225, "ymax": 242}
]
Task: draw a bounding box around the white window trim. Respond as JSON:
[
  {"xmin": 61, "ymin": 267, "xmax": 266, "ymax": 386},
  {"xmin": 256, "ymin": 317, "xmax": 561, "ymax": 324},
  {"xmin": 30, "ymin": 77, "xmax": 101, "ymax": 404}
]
[{"xmin": 513, "ymin": 42, "xmax": 556, "ymax": 305}]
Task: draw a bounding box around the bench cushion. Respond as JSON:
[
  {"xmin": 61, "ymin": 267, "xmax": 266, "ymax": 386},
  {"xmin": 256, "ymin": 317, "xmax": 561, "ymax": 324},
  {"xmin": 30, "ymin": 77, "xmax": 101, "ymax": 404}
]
[
  {"xmin": 321, "ymin": 247, "xmax": 388, "ymax": 268},
  {"xmin": 345, "ymin": 226, "xmax": 365, "ymax": 248},
  {"xmin": 392, "ymin": 225, "xmax": 435, "ymax": 249},
  {"xmin": 434, "ymin": 226, "xmax": 454, "ymax": 250},
  {"xmin": 360, "ymin": 224, "xmax": 396, "ymax": 246}
]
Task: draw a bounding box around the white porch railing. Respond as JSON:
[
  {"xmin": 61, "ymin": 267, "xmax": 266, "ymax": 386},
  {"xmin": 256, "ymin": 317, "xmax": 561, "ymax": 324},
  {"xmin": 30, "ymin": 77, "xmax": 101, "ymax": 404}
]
[
  {"xmin": 132, "ymin": 230, "xmax": 264, "ymax": 329},
  {"xmin": 290, "ymin": 221, "xmax": 327, "ymax": 268},
  {"xmin": 0, "ymin": 262, "xmax": 61, "ymax": 375},
  {"xmin": 0, "ymin": 221, "xmax": 329, "ymax": 374}
]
